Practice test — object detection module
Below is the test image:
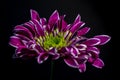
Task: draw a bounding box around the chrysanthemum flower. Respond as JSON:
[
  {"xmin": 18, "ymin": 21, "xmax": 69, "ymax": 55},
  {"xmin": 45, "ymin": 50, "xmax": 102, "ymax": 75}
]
[{"xmin": 9, "ymin": 10, "xmax": 111, "ymax": 72}]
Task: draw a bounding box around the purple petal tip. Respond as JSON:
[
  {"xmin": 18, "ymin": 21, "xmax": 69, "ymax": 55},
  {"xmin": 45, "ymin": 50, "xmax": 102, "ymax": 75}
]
[
  {"xmin": 92, "ymin": 58, "xmax": 104, "ymax": 68},
  {"xmin": 94, "ymin": 35, "xmax": 111, "ymax": 45},
  {"xmin": 30, "ymin": 9, "xmax": 40, "ymax": 20}
]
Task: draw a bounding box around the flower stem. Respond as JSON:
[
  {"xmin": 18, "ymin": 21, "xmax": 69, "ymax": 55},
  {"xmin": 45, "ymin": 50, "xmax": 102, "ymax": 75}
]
[{"xmin": 50, "ymin": 60, "xmax": 54, "ymax": 80}]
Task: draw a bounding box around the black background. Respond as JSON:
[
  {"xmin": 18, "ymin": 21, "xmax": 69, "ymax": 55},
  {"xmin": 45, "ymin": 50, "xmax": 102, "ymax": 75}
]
[{"xmin": 1, "ymin": 0, "xmax": 115, "ymax": 80}]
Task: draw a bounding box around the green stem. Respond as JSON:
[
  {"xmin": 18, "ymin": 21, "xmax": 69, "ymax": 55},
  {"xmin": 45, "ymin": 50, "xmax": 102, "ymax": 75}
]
[{"xmin": 50, "ymin": 61, "xmax": 54, "ymax": 80}]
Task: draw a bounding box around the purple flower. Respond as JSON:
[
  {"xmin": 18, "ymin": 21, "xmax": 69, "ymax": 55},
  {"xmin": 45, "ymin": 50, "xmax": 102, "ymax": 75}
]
[{"xmin": 9, "ymin": 9, "xmax": 111, "ymax": 72}]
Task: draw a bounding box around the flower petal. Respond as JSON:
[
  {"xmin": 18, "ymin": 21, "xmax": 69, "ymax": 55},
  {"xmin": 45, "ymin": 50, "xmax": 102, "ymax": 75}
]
[
  {"xmin": 33, "ymin": 44, "xmax": 44, "ymax": 53},
  {"xmin": 31, "ymin": 20, "xmax": 44, "ymax": 36},
  {"xmin": 46, "ymin": 48, "xmax": 60, "ymax": 60},
  {"xmin": 92, "ymin": 58, "xmax": 104, "ymax": 68},
  {"xmin": 58, "ymin": 18, "xmax": 67, "ymax": 31},
  {"xmin": 77, "ymin": 27, "xmax": 90, "ymax": 36},
  {"xmin": 49, "ymin": 10, "xmax": 60, "ymax": 27},
  {"xmin": 76, "ymin": 44, "xmax": 87, "ymax": 51},
  {"xmin": 94, "ymin": 35, "xmax": 111, "ymax": 45},
  {"xmin": 64, "ymin": 57, "xmax": 78, "ymax": 68},
  {"xmin": 71, "ymin": 46, "xmax": 81, "ymax": 58},
  {"xmin": 70, "ymin": 22, "xmax": 85, "ymax": 33},
  {"xmin": 30, "ymin": 9, "xmax": 40, "ymax": 21},
  {"xmin": 23, "ymin": 23, "xmax": 36, "ymax": 37},
  {"xmin": 78, "ymin": 63, "xmax": 86, "ymax": 72},
  {"xmin": 83, "ymin": 38, "xmax": 100, "ymax": 46},
  {"xmin": 9, "ymin": 36, "xmax": 24, "ymax": 48},
  {"xmin": 52, "ymin": 54, "xmax": 60, "ymax": 60},
  {"xmin": 15, "ymin": 34, "xmax": 30, "ymax": 41},
  {"xmin": 74, "ymin": 14, "xmax": 81, "ymax": 24},
  {"xmin": 16, "ymin": 47, "xmax": 38, "ymax": 59},
  {"xmin": 14, "ymin": 25, "xmax": 34, "ymax": 39},
  {"xmin": 15, "ymin": 47, "xmax": 26, "ymax": 55},
  {"xmin": 88, "ymin": 57, "xmax": 95, "ymax": 63},
  {"xmin": 87, "ymin": 47, "xmax": 100, "ymax": 55},
  {"xmin": 70, "ymin": 36, "xmax": 87, "ymax": 45},
  {"xmin": 63, "ymin": 24, "xmax": 71, "ymax": 31},
  {"xmin": 37, "ymin": 53, "xmax": 49, "ymax": 64},
  {"xmin": 40, "ymin": 18, "xmax": 47, "ymax": 25},
  {"xmin": 24, "ymin": 21, "xmax": 39, "ymax": 36}
]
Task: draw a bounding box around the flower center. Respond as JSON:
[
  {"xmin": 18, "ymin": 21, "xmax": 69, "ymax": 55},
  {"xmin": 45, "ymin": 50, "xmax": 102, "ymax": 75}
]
[
  {"xmin": 36, "ymin": 30, "xmax": 67, "ymax": 51},
  {"xmin": 43, "ymin": 33, "xmax": 67, "ymax": 50}
]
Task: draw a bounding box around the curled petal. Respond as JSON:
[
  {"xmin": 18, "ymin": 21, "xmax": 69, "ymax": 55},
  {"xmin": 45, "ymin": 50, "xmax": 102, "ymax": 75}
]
[
  {"xmin": 37, "ymin": 53, "xmax": 49, "ymax": 64},
  {"xmin": 83, "ymin": 38, "xmax": 100, "ymax": 46},
  {"xmin": 9, "ymin": 36, "xmax": 24, "ymax": 48},
  {"xmin": 94, "ymin": 35, "xmax": 111, "ymax": 45},
  {"xmin": 52, "ymin": 54, "xmax": 60, "ymax": 60},
  {"xmin": 87, "ymin": 47, "xmax": 100, "ymax": 55},
  {"xmin": 16, "ymin": 47, "xmax": 38, "ymax": 59},
  {"xmin": 40, "ymin": 18, "xmax": 47, "ymax": 25},
  {"xmin": 76, "ymin": 44, "xmax": 87, "ymax": 51},
  {"xmin": 47, "ymin": 48, "xmax": 60, "ymax": 60},
  {"xmin": 64, "ymin": 57, "xmax": 78, "ymax": 68},
  {"xmin": 78, "ymin": 63, "xmax": 86, "ymax": 72},
  {"xmin": 15, "ymin": 47, "xmax": 26, "ymax": 54},
  {"xmin": 48, "ymin": 48, "xmax": 57, "ymax": 55},
  {"xmin": 30, "ymin": 9, "xmax": 40, "ymax": 21},
  {"xmin": 71, "ymin": 46, "xmax": 81, "ymax": 58},
  {"xmin": 77, "ymin": 27, "xmax": 90, "ymax": 36},
  {"xmin": 92, "ymin": 58, "xmax": 104, "ymax": 68}
]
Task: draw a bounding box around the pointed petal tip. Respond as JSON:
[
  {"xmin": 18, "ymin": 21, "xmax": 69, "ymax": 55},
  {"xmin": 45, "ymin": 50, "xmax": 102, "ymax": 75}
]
[
  {"xmin": 76, "ymin": 14, "xmax": 81, "ymax": 20},
  {"xmin": 77, "ymin": 14, "xmax": 81, "ymax": 19},
  {"xmin": 48, "ymin": 10, "xmax": 60, "ymax": 26},
  {"xmin": 92, "ymin": 58, "xmax": 104, "ymax": 69},
  {"xmin": 78, "ymin": 63, "xmax": 86, "ymax": 72},
  {"xmin": 77, "ymin": 27, "xmax": 91, "ymax": 36},
  {"xmin": 9, "ymin": 36, "xmax": 24, "ymax": 48},
  {"xmin": 52, "ymin": 10, "xmax": 59, "ymax": 16},
  {"xmin": 30, "ymin": 9, "xmax": 34, "ymax": 12},
  {"xmin": 94, "ymin": 35, "xmax": 111, "ymax": 45},
  {"xmin": 30, "ymin": 9, "xmax": 37, "ymax": 15},
  {"xmin": 74, "ymin": 14, "xmax": 81, "ymax": 24},
  {"xmin": 30, "ymin": 9, "xmax": 40, "ymax": 20},
  {"xmin": 70, "ymin": 21, "xmax": 85, "ymax": 33},
  {"xmin": 64, "ymin": 58, "xmax": 78, "ymax": 68},
  {"xmin": 54, "ymin": 10, "xmax": 58, "ymax": 13}
]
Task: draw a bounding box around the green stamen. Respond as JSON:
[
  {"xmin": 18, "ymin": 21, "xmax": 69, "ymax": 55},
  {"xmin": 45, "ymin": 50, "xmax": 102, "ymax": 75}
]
[{"xmin": 36, "ymin": 30, "xmax": 67, "ymax": 51}]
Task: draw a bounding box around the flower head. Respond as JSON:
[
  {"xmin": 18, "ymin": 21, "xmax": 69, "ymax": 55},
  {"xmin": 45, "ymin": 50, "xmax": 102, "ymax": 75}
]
[{"xmin": 9, "ymin": 9, "xmax": 111, "ymax": 72}]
